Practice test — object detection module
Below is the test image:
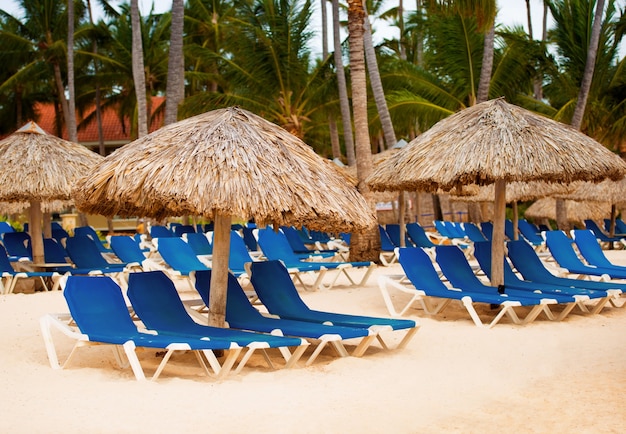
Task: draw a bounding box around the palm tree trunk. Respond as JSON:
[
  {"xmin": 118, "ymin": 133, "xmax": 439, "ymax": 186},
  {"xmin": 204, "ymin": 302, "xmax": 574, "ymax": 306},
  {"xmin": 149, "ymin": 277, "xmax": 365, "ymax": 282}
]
[
  {"xmin": 476, "ymin": 24, "xmax": 494, "ymax": 104},
  {"xmin": 131, "ymin": 0, "xmax": 148, "ymax": 138},
  {"xmin": 66, "ymin": 0, "xmax": 77, "ymax": 143},
  {"xmin": 346, "ymin": 0, "xmax": 380, "ymax": 263},
  {"xmin": 559, "ymin": 0, "xmax": 605, "ymax": 231},
  {"xmin": 165, "ymin": 0, "xmax": 185, "ymax": 126},
  {"xmin": 332, "ymin": 0, "xmax": 356, "ymax": 165},
  {"xmin": 363, "ymin": 10, "xmax": 397, "ymax": 149},
  {"xmin": 571, "ymin": 0, "xmax": 605, "ymax": 130},
  {"xmin": 399, "ymin": 0, "xmax": 406, "ymax": 60},
  {"xmin": 322, "ymin": 0, "xmax": 341, "ymax": 160}
]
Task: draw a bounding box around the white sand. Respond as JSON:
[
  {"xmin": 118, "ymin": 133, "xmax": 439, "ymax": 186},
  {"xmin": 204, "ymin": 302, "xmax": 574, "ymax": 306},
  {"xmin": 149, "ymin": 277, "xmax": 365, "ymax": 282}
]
[{"xmin": 1, "ymin": 253, "xmax": 625, "ymax": 433}]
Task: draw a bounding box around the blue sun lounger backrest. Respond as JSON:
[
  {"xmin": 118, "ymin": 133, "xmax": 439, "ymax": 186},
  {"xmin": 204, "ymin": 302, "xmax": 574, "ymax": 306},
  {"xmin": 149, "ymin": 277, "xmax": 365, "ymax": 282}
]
[
  {"xmin": 184, "ymin": 232, "xmax": 213, "ymax": 256},
  {"xmin": 194, "ymin": 269, "xmax": 265, "ymax": 322},
  {"xmin": 250, "ymin": 260, "xmax": 416, "ymax": 330},
  {"xmin": 517, "ymin": 219, "xmax": 545, "ymax": 245},
  {"xmin": 65, "ymin": 235, "xmax": 123, "ymax": 270},
  {"xmin": 228, "ymin": 230, "xmax": 254, "ymax": 275},
  {"xmin": 397, "ymin": 247, "xmax": 450, "ymax": 293},
  {"xmin": 157, "ymin": 237, "xmax": 209, "ymax": 275},
  {"xmin": 74, "ymin": 226, "xmax": 112, "ymax": 253},
  {"xmin": 378, "ymin": 225, "xmax": 396, "ymax": 250},
  {"xmin": 110, "ymin": 236, "xmax": 147, "ymax": 264},
  {"xmin": 572, "ymin": 229, "xmax": 621, "ymax": 269},
  {"xmin": 127, "ymin": 270, "xmax": 304, "ymax": 348},
  {"xmin": 405, "ymin": 223, "xmax": 436, "ymax": 248},
  {"xmin": 257, "ymin": 228, "xmax": 302, "ymax": 264},
  {"xmin": 462, "ymin": 222, "xmax": 488, "ymax": 242},
  {"xmin": 435, "ymin": 245, "xmax": 496, "ymax": 294},
  {"xmin": 64, "ymin": 275, "xmax": 138, "ymax": 342},
  {"xmin": 544, "ymin": 230, "xmax": 592, "ymax": 272},
  {"xmin": 2, "ymin": 231, "xmax": 31, "ymax": 259}
]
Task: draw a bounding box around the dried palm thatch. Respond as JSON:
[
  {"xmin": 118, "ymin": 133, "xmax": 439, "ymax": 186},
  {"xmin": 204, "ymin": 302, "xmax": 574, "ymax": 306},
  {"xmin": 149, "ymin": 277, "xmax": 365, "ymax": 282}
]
[
  {"xmin": 366, "ymin": 98, "xmax": 626, "ymax": 287},
  {"xmin": 367, "ymin": 99, "xmax": 626, "ymax": 192},
  {"xmin": 525, "ymin": 198, "xmax": 610, "ymax": 223},
  {"xmin": 73, "ymin": 107, "xmax": 374, "ymax": 233},
  {"xmin": 73, "ymin": 106, "xmax": 376, "ymax": 328},
  {"xmin": 449, "ymin": 181, "xmax": 573, "ymax": 203},
  {"xmin": 554, "ymin": 178, "xmax": 626, "ymax": 205},
  {"xmin": 0, "ymin": 200, "xmax": 72, "ymax": 215},
  {"xmin": 0, "ymin": 122, "xmax": 103, "ymax": 202},
  {"xmin": 0, "ymin": 122, "xmax": 103, "ymax": 263}
]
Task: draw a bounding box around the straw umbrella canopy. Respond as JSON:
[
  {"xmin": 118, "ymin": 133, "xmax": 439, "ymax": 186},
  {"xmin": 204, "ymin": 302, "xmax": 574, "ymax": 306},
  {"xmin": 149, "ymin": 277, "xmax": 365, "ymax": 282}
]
[
  {"xmin": 367, "ymin": 98, "xmax": 626, "ymax": 288},
  {"xmin": 525, "ymin": 197, "xmax": 611, "ymax": 224},
  {"xmin": 554, "ymin": 177, "xmax": 626, "ymax": 236},
  {"xmin": 73, "ymin": 106, "xmax": 376, "ymax": 327},
  {"xmin": 0, "ymin": 122, "xmax": 104, "ymax": 263}
]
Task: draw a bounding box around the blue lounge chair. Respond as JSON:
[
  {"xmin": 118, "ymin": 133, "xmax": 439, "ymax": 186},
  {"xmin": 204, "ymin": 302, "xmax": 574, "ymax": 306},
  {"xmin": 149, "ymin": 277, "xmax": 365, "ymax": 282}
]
[
  {"xmin": 378, "ymin": 225, "xmax": 399, "ymax": 265},
  {"xmin": 65, "ymin": 235, "xmax": 131, "ymax": 286},
  {"xmin": 183, "ymin": 232, "xmax": 213, "ymax": 257},
  {"xmin": 480, "ymin": 221, "xmax": 494, "ymax": 241},
  {"xmin": 280, "ymin": 226, "xmax": 337, "ymax": 259},
  {"xmin": 2, "ymin": 231, "xmax": 31, "ymax": 261},
  {"xmin": 379, "ymin": 247, "xmax": 552, "ymax": 327},
  {"xmin": 517, "ymin": 219, "xmax": 547, "ymax": 251},
  {"xmin": 0, "ymin": 244, "xmax": 63, "ymax": 294},
  {"xmin": 155, "ymin": 237, "xmax": 211, "ymax": 289},
  {"xmin": 257, "ymin": 228, "xmax": 376, "ymax": 289},
  {"xmin": 241, "ymin": 226, "xmax": 259, "ymax": 253},
  {"xmin": 249, "ymin": 260, "xmax": 419, "ymax": 349},
  {"xmin": 461, "ymin": 222, "xmax": 488, "ymax": 242},
  {"xmin": 385, "ymin": 224, "xmax": 412, "ymax": 248},
  {"xmin": 506, "ymin": 239, "xmax": 625, "ymax": 304},
  {"xmin": 434, "ymin": 245, "xmax": 560, "ymax": 324},
  {"xmin": 40, "ymin": 275, "xmax": 243, "ymax": 381},
  {"xmin": 173, "ymin": 224, "xmax": 196, "ymax": 237},
  {"xmin": 406, "ymin": 222, "xmax": 440, "ymax": 248},
  {"xmin": 473, "ymin": 241, "xmax": 609, "ymax": 317},
  {"xmin": 0, "ymin": 221, "xmax": 14, "ymax": 235},
  {"xmin": 73, "ymin": 226, "xmax": 113, "ymax": 254},
  {"xmin": 150, "ymin": 225, "xmax": 174, "ymax": 239},
  {"xmin": 572, "ymin": 229, "xmax": 626, "ymax": 274},
  {"xmin": 584, "ymin": 219, "xmax": 624, "ymax": 246},
  {"xmin": 127, "ymin": 271, "xmax": 309, "ymax": 372},
  {"xmin": 193, "ymin": 269, "xmax": 377, "ymax": 364},
  {"xmin": 544, "ymin": 231, "xmax": 626, "ymax": 279},
  {"xmin": 51, "ymin": 228, "xmax": 70, "ymax": 245}
]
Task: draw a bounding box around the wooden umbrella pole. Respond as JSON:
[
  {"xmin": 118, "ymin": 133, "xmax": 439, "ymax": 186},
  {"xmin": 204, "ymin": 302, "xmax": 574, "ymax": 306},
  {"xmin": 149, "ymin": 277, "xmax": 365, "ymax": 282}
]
[
  {"xmin": 398, "ymin": 191, "xmax": 406, "ymax": 247},
  {"xmin": 512, "ymin": 201, "xmax": 519, "ymax": 241},
  {"xmin": 491, "ymin": 180, "xmax": 507, "ymax": 288},
  {"xmin": 208, "ymin": 212, "xmax": 232, "ymax": 328},
  {"xmin": 29, "ymin": 200, "xmax": 44, "ymax": 264}
]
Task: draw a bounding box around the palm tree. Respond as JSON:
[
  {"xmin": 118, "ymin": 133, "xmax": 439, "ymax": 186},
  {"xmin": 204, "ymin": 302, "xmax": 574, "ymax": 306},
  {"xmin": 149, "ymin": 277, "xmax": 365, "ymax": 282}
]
[
  {"xmin": 131, "ymin": 0, "xmax": 148, "ymax": 137},
  {"xmin": 0, "ymin": 0, "xmax": 87, "ymax": 135},
  {"xmin": 164, "ymin": 0, "xmax": 185, "ymax": 126},
  {"xmin": 346, "ymin": 0, "xmax": 380, "ymax": 262},
  {"xmin": 571, "ymin": 0, "xmax": 606, "ymax": 129},
  {"xmin": 332, "ymin": 0, "xmax": 356, "ymax": 164},
  {"xmin": 180, "ymin": 0, "xmax": 331, "ymax": 144}
]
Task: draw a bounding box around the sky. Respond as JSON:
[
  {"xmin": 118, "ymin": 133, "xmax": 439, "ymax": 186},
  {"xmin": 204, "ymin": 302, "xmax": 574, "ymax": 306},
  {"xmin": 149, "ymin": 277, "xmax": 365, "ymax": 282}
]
[{"xmin": 0, "ymin": 0, "xmax": 623, "ymax": 56}]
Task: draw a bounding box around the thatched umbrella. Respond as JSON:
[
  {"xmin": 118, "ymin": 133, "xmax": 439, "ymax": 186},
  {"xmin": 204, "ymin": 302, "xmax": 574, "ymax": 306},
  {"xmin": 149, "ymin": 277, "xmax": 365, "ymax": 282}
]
[
  {"xmin": 554, "ymin": 177, "xmax": 626, "ymax": 236},
  {"xmin": 525, "ymin": 197, "xmax": 611, "ymax": 224},
  {"xmin": 0, "ymin": 122, "xmax": 104, "ymax": 263},
  {"xmin": 449, "ymin": 181, "xmax": 574, "ymax": 239},
  {"xmin": 73, "ymin": 106, "xmax": 376, "ymax": 327},
  {"xmin": 367, "ymin": 98, "xmax": 626, "ymax": 288}
]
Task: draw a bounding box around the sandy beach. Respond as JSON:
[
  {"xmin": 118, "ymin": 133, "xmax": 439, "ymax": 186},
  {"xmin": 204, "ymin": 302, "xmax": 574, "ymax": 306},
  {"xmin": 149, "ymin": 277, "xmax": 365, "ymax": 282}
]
[{"xmin": 1, "ymin": 252, "xmax": 625, "ymax": 433}]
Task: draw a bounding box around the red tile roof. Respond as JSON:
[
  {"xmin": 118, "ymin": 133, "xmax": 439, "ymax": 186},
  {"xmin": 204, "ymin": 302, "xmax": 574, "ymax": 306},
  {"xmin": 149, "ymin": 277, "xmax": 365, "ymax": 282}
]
[{"xmin": 5, "ymin": 96, "xmax": 165, "ymax": 149}]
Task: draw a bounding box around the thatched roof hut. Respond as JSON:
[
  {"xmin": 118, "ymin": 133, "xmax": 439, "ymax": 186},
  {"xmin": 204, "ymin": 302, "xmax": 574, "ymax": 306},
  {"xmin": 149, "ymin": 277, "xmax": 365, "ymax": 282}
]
[
  {"xmin": 525, "ymin": 198, "xmax": 611, "ymax": 224},
  {"xmin": 73, "ymin": 106, "xmax": 376, "ymax": 327},
  {"xmin": 366, "ymin": 98, "xmax": 626, "ymax": 287},
  {"xmin": 0, "ymin": 122, "xmax": 103, "ymax": 262}
]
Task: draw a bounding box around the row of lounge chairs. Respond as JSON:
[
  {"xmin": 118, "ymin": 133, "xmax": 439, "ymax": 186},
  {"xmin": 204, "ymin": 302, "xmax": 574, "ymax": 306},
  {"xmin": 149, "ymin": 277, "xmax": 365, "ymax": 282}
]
[
  {"xmin": 41, "ymin": 260, "xmax": 418, "ymax": 382},
  {"xmin": 379, "ymin": 231, "xmax": 626, "ymax": 328}
]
